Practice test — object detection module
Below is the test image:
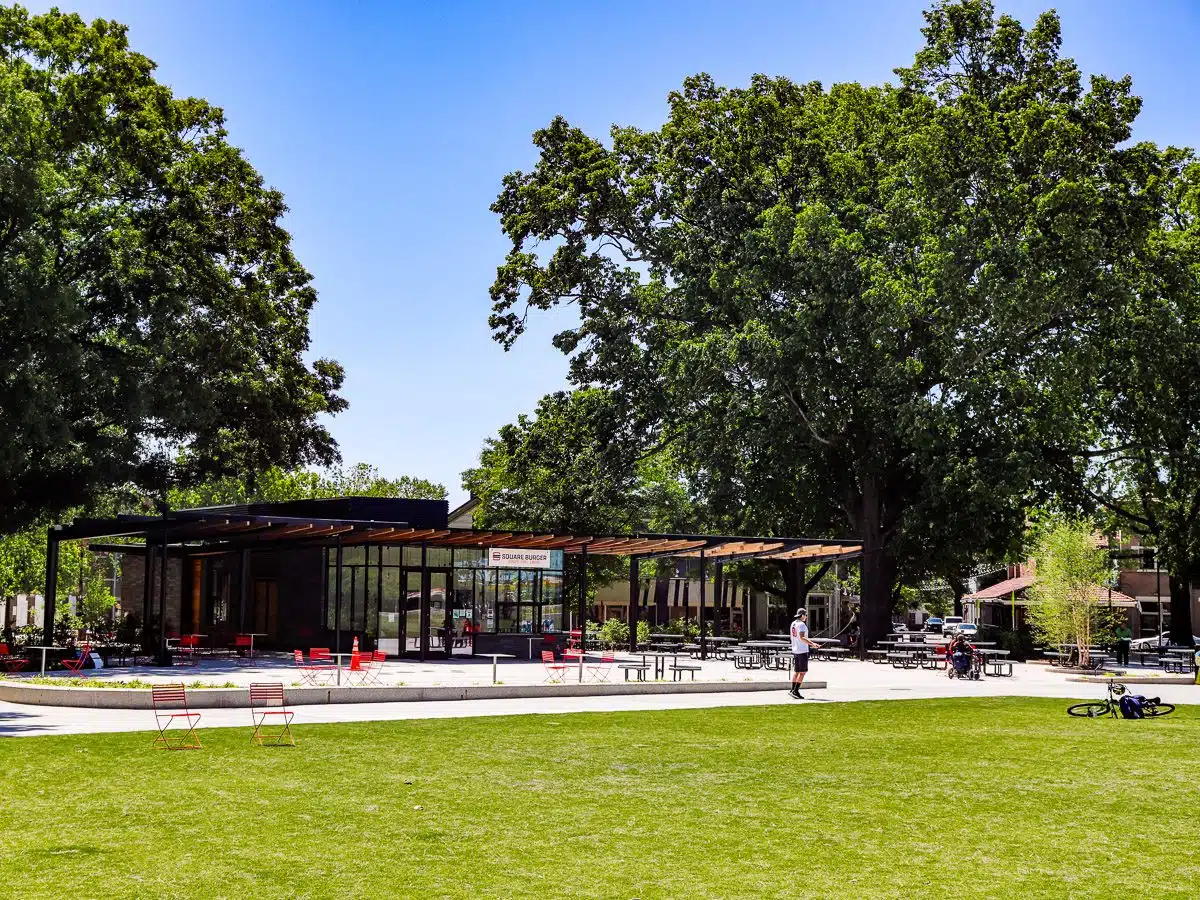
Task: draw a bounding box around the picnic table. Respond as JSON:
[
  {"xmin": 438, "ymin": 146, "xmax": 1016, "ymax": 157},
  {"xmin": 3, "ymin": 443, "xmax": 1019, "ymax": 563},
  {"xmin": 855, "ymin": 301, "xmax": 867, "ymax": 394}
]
[
  {"xmin": 1164, "ymin": 648, "xmax": 1197, "ymax": 674},
  {"xmin": 635, "ymin": 650, "xmax": 688, "ymax": 680},
  {"xmin": 974, "ymin": 647, "xmax": 1012, "ymax": 676}
]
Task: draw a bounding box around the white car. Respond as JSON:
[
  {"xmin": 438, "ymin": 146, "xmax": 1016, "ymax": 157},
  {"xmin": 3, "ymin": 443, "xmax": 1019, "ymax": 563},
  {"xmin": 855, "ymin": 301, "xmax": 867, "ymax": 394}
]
[
  {"xmin": 942, "ymin": 616, "xmax": 964, "ymax": 634},
  {"xmin": 956, "ymin": 623, "xmax": 979, "ymax": 637},
  {"xmin": 1130, "ymin": 632, "xmax": 1200, "ymax": 651}
]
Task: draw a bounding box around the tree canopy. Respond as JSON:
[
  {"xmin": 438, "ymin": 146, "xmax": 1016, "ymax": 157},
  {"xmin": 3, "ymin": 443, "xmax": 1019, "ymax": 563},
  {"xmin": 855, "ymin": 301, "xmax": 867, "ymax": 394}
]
[
  {"xmin": 488, "ymin": 0, "xmax": 1163, "ymax": 646},
  {"xmin": 0, "ymin": 6, "xmax": 345, "ymax": 532}
]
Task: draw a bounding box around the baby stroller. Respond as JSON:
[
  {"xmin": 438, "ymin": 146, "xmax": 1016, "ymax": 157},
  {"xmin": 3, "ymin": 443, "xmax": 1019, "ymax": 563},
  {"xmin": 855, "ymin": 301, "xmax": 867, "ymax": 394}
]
[{"xmin": 947, "ymin": 645, "xmax": 980, "ymax": 680}]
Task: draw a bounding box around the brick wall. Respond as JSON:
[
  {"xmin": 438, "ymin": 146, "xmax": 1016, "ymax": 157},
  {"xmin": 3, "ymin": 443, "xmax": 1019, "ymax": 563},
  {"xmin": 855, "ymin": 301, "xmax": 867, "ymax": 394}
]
[{"xmin": 119, "ymin": 554, "xmax": 183, "ymax": 631}]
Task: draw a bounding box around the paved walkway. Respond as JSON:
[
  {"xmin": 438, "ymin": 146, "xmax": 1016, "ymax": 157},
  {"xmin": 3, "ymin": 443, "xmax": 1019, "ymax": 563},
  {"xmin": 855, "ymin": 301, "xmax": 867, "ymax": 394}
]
[{"xmin": 2, "ymin": 658, "xmax": 1195, "ymax": 737}]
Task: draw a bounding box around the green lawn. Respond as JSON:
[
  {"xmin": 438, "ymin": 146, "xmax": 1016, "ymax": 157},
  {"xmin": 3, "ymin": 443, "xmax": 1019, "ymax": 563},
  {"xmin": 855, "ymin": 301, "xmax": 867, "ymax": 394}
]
[{"xmin": 2, "ymin": 698, "xmax": 1198, "ymax": 899}]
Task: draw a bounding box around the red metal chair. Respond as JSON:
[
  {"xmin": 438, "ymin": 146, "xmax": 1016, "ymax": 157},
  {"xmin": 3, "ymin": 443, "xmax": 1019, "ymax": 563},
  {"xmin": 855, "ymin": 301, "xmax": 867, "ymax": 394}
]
[
  {"xmin": 293, "ymin": 649, "xmax": 334, "ymax": 686},
  {"xmin": 249, "ymin": 683, "xmax": 295, "ymax": 746},
  {"xmin": 176, "ymin": 635, "xmax": 200, "ymax": 666},
  {"xmin": 359, "ymin": 650, "xmax": 387, "ymax": 686},
  {"xmin": 542, "ymin": 650, "xmax": 569, "ymax": 684},
  {"xmin": 233, "ymin": 634, "xmax": 254, "ymax": 665},
  {"xmin": 0, "ymin": 644, "xmax": 28, "ymax": 675},
  {"xmin": 346, "ymin": 649, "xmax": 369, "ymax": 686},
  {"xmin": 151, "ymin": 683, "xmax": 202, "ymax": 750},
  {"xmin": 586, "ymin": 652, "xmax": 615, "ymax": 683},
  {"xmin": 59, "ymin": 642, "xmax": 91, "ymax": 676},
  {"xmin": 310, "ymin": 647, "xmax": 332, "ymax": 663}
]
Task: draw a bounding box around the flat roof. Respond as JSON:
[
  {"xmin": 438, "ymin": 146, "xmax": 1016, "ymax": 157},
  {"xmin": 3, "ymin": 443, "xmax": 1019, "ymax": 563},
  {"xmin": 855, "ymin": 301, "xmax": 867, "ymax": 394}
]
[{"xmin": 58, "ymin": 508, "xmax": 861, "ymax": 563}]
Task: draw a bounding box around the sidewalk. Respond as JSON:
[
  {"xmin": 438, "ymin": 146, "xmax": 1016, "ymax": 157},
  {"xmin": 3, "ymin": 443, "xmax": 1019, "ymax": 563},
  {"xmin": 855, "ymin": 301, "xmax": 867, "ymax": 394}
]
[{"xmin": 2, "ymin": 658, "xmax": 1194, "ymax": 737}]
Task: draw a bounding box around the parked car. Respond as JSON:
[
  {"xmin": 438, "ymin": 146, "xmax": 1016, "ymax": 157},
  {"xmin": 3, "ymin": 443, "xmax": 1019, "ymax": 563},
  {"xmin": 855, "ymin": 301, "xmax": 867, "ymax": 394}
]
[
  {"xmin": 1130, "ymin": 632, "xmax": 1200, "ymax": 651},
  {"xmin": 942, "ymin": 616, "xmax": 965, "ymax": 634},
  {"xmin": 924, "ymin": 617, "xmax": 944, "ymax": 633},
  {"xmin": 956, "ymin": 623, "xmax": 979, "ymax": 638}
]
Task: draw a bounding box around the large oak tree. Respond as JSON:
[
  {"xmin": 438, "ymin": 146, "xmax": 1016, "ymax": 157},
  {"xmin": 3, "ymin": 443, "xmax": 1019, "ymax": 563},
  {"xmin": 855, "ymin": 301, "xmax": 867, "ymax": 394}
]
[
  {"xmin": 488, "ymin": 1, "xmax": 1161, "ymax": 648},
  {"xmin": 0, "ymin": 7, "xmax": 345, "ymax": 531}
]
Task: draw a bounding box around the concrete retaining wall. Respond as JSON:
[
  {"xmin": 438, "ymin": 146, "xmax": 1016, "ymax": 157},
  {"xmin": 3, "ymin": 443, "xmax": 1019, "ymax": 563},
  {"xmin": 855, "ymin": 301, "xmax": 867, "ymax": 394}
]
[{"xmin": 0, "ymin": 678, "xmax": 823, "ymax": 710}]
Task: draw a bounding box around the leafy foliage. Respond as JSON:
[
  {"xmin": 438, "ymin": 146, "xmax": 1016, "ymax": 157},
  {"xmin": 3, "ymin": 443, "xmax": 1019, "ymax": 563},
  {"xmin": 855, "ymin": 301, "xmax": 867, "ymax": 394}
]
[
  {"xmin": 165, "ymin": 463, "xmax": 446, "ymax": 509},
  {"xmin": 487, "ymin": 1, "xmax": 1158, "ymax": 645},
  {"xmin": 0, "ymin": 6, "xmax": 345, "ymax": 531},
  {"xmin": 1025, "ymin": 519, "xmax": 1118, "ymax": 665}
]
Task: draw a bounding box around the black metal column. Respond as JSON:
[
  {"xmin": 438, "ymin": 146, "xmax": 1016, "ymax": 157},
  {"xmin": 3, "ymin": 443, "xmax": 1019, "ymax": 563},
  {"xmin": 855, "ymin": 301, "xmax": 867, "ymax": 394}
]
[
  {"xmin": 42, "ymin": 531, "xmax": 59, "ymax": 645},
  {"xmin": 334, "ymin": 535, "xmax": 344, "ymax": 656},
  {"xmin": 578, "ymin": 545, "xmax": 588, "ymax": 638},
  {"xmin": 158, "ymin": 516, "xmax": 169, "ymax": 661},
  {"xmin": 628, "ymin": 556, "xmax": 639, "ymax": 653},
  {"xmin": 713, "ymin": 562, "xmax": 724, "ymax": 637},
  {"xmin": 240, "ymin": 549, "xmax": 250, "ymax": 632},
  {"xmin": 699, "ymin": 549, "xmax": 708, "ymax": 661},
  {"xmin": 142, "ymin": 542, "xmax": 154, "ymax": 644}
]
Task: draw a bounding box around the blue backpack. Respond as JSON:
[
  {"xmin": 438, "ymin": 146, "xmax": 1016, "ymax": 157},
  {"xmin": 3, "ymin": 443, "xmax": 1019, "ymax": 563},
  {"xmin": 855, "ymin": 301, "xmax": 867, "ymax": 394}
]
[{"xmin": 1119, "ymin": 695, "xmax": 1145, "ymax": 719}]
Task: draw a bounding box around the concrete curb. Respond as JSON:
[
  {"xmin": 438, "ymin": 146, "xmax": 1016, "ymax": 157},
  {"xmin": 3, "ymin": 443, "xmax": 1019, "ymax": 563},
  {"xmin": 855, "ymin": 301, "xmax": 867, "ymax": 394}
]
[
  {"xmin": 1069, "ymin": 675, "xmax": 1195, "ymax": 686},
  {"xmin": 0, "ymin": 678, "xmax": 825, "ymax": 710}
]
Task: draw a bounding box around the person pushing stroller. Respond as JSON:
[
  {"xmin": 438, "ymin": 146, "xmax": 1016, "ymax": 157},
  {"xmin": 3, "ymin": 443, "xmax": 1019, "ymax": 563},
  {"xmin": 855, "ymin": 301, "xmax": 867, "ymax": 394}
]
[{"xmin": 947, "ymin": 633, "xmax": 979, "ymax": 680}]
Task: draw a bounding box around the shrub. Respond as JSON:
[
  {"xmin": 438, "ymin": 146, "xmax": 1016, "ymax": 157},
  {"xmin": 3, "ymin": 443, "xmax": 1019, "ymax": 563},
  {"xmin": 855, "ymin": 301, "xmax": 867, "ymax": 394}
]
[{"xmin": 598, "ymin": 618, "xmax": 629, "ymax": 648}]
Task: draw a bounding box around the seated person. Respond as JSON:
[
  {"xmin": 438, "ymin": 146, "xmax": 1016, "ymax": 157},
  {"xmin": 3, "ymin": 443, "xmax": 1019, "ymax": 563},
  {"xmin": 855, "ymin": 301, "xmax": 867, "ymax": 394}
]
[{"xmin": 949, "ymin": 634, "xmax": 973, "ymax": 672}]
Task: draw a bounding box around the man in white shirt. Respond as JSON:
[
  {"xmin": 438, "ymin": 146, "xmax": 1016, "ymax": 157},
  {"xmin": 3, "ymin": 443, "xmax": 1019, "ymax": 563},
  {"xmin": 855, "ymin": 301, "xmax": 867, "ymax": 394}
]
[{"xmin": 789, "ymin": 608, "xmax": 820, "ymax": 699}]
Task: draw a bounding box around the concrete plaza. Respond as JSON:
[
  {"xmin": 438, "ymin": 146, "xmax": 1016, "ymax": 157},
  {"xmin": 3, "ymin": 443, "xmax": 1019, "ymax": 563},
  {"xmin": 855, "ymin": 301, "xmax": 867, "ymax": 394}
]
[{"xmin": 1, "ymin": 655, "xmax": 1194, "ymax": 737}]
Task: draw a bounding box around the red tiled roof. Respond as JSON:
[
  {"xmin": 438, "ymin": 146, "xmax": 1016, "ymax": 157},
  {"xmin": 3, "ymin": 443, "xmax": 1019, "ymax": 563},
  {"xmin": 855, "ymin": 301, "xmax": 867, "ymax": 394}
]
[
  {"xmin": 966, "ymin": 574, "xmax": 1135, "ymax": 606},
  {"xmin": 965, "ymin": 574, "xmax": 1034, "ymax": 600}
]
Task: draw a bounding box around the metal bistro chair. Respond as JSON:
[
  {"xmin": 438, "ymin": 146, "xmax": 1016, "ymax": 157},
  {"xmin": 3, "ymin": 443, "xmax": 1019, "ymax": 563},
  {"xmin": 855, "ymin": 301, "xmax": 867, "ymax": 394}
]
[
  {"xmin": 59, "ymin": 642, "xmax": 92, "ymax": 676},
  {"xmin": 249, "ymin": 683, "xmax": 296, "ymax": 747},
  {"xmin": 586, "ymin": 652, "xmax": 614, "ymax": 683},
  {"xmin": 542, "ymin": 650, "xmax": 570, "ymax": 684},
  {"xmin": 0, "ymin": 643, "xmax": 29, "ymax": 674},
  {"xmin": 151, "ymin": 683, "xmax": 203, "ymax": 750},
  {"xmin": 294, "ymin": 649, "xmax": 335, "ymax": 686}
]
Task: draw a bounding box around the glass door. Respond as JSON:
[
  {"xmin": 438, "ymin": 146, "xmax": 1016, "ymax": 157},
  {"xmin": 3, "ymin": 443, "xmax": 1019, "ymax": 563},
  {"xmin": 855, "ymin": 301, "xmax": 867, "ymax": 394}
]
[
  {"xmin": 427, "ymin": 570, "xmax": 451, "ymax": 659},
  {"xmin": 402, "ymin": 570, "xmax": 423, "ymax": 657}
]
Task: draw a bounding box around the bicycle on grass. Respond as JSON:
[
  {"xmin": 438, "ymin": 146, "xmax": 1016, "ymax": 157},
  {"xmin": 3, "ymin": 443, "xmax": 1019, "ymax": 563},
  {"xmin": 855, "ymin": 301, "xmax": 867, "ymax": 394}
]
[{"xmin": 1067, "ymin": 681, "xmax": 1174, "ymax": 718}]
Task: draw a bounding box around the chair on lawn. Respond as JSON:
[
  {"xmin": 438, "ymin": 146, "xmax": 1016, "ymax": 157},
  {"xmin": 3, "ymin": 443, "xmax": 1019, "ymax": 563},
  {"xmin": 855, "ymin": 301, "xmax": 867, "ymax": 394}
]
[
  {"xmin": 542, "ymin": 650, "xmax": 569, "ymax": 684},
  {"xmin": 0, "ymin": 644, "xmax": 28, "ymax": 675},
  {"xmin": 249, "ymin": 683, "xmax": 295, "ymax": 747},
  {"xmin": 586, "ymin": 652, "xmax": 614, "ymax": 683},
  {"xmin": 293, "ymin": 649, "xmax": 334, "ymax": 686},
  {"xmin": 60, "ymin": 642, "xmax": 92, "ymax": 676},
  {"xmin": 151, "ymin": 683, "xmax": 202, "ymax": 750}
]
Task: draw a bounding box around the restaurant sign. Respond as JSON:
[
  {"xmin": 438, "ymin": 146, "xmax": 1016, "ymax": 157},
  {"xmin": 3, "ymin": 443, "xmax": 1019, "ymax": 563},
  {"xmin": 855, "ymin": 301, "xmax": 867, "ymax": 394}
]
[{"xmin": 487, "ymin": 548, "xmax": 553, "ymax": 569}]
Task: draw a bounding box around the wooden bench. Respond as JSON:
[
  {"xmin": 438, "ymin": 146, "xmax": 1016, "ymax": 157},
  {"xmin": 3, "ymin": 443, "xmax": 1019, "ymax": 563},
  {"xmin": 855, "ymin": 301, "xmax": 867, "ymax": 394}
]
[
  {"xmin": 617, "ymin": 663, "xmax": 650, "ymax": 682},
  {"xmin": 733, "ymin": 652, "xmax": 760, "ymax": 669},
  {"xmin": 669, "ymin": 664, "xmax": 702, "ymax": 682},
  {"xmin": 867, "ymin": 649, "xmax": 888, "ymax": 665},
  {"xmin": 821, "ymin": 648, "xmax": 848, "ymax": 661},
  {"xmin": 888, "ymin": 652, "xmax": 917, "ymax": 670}
]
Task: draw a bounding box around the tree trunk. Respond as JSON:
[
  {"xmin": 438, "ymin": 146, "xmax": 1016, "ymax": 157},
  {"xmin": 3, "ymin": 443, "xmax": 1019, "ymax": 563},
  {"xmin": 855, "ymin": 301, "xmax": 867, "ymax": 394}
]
[
  {"xmin": 850, "ymin": 471, "xmax": 900, "ymax": 658},
  {"xmin": 858, "ymin": 547, "xmax": 898, "ymax": 659},
  {"xmin": 1169, "ymin": 571, "xmax": 1195, "ymax": 647}
]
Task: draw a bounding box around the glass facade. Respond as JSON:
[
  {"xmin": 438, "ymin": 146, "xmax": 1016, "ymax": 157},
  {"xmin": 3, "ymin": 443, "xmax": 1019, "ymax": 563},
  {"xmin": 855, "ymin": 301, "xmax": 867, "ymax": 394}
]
[{"xmin": 322, "ymin": 545, "xmax": 565, "ymax": 655}]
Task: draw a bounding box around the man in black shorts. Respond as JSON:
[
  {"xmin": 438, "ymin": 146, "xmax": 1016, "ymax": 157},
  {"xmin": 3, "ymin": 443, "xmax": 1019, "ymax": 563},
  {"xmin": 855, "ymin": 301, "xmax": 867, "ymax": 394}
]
[{"xmin": 789, "ymin": 608, "xmax": 821, "ymax": 699}]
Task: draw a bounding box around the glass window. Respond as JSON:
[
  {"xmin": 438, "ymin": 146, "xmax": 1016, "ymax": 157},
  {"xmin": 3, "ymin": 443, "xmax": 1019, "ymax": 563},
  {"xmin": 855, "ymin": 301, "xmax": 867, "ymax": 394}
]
[
  {"xmin": 427, "ymin": 547, "xmax": 452, "ymax": 568},
  {"xmin": 454, "ymin": 548, "xmax": 486, "ymax": 569},
  {"xmin": 403, "ymin": 546, "xmax": 423, "ymax": 567},
  {"xmin": 382, "ymin": 546, "xmax": 401, "ymax": 567},
  {"xmin": 541, "ymin": 572, "xmax": 563, "ymax": 632},
  {"xmin": 497, "ymin": 570, "xmax": 519, "ymax": 632}
]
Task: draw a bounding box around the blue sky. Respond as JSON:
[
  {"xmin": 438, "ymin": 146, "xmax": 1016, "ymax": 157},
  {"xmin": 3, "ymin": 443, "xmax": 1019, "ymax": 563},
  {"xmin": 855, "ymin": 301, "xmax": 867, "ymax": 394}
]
[{"xmin": 29, "ymin": 0, "xmax": 1200, "ymax": 504}]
